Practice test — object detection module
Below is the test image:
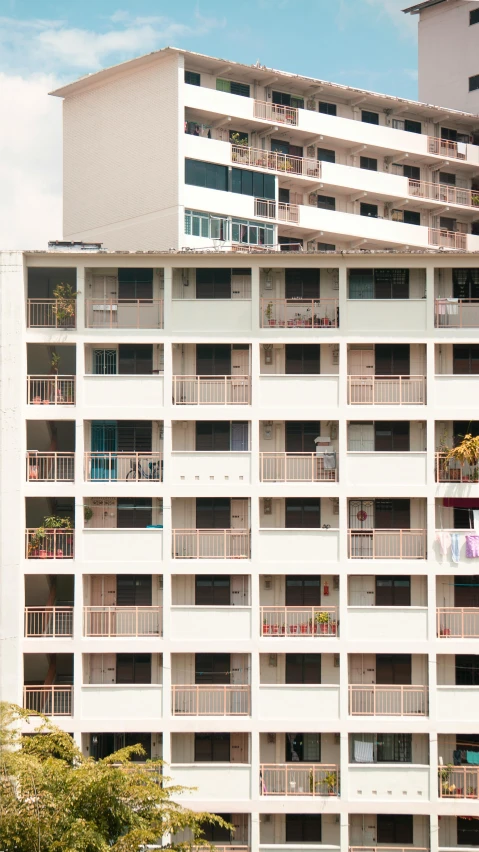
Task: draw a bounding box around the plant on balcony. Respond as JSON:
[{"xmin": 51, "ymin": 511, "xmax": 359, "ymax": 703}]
[
  {"xmin": 230, "ymin": 131, "xmax": 248, "ymax": 147},
  {"xmin": 472, "ymin": 194, "xmax": 479, "ymax": 207},
  {"xmin": 440, "ymin": 765, "xmax": 454, "ymax": 795},
  {"xmin": 323, "ymin": 770, "xmax": 338, "ymax": 795},
  {"xmin": 28, "ymin": 516, "xmax": 72, "ymax": 558},
  {"xmin": 52, "ymin": 283, "xmax": 78, "ymax": 327},
  {"xmin": 264, "ymin": 301, "xmax": 275, "ymax": 326},
  {"xmin": 84, "ymin": 505, "xmax": 93, "ymax": 523},
  {"xmin": 315, "ymin": 611, "xmax": 331, "ymax": 635},
  {"xmin": 50, "ymin": 351, "xmax": 61, "ymax": 374},
  {"xmin": 447, "ymin": 433, "xmax": 479, "ymax": 467}
]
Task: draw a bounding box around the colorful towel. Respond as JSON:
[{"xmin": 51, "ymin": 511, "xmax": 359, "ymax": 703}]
[
  {"xmin": 451, "ymin": 533, "xmax": 461, "ymax": 564},
  {"xmin": 466, "ymin": 534, "xmax": 479, "ymax": 558}
]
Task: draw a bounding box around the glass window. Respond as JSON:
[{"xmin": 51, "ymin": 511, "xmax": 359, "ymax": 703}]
[
  {"xmin": 285, "ymin": 498, "xmax": 321, "ymax": 528},
  {"xmin": 286, "ymin": 815, "xmax": 321, "ymax": 843},
  {"xmin": 195, "ymin": 575, "xmax": 231, "ymax": 605},
  {"xmin": 404, "ymin": 118, "xmax": 421, "ymax": 134},
  {"xmin": 453, "ymin": 344, "xmax": 479, "ymax": 375},
  {"xmin": 185, "ymin": 159, "xmax": 228, "ymax": 191},
  {"xmin": 272, "ymin": 91, "xmax": 304, "ymax": 109},
  {"xmin": 362, "ymin": 110, "xmax": 379, "ymax": 125},
  {"xmin": 319, "ymin": 101, "xmax": 337, "ymax": 116},
  {"xmin": 441, "ymin": 126, "xmax": 458, "ymax": 141},
  {"xmin": 470, "ymin": 74, "xmax": 479, "ymax": 92},
  {"xmin": 456, "ymin": 654, "xmax": 479, "ymax": 685},
  {"xmin": 194, "ymin": 733, "xmax": 230, "ymax": 762},
  {"xmin": 116, "ymin": 653, "xmax": 151, "ymax": 684},
  {"xmin": 360, "ymin": 156, "xmax": 378, "ymax": 171},
  {"xmin": 116, "ymin": 498, "xmax": 153, "ymax": 529},
  {"xmin": 440, "ymin": 172, "xmax": 456, "ymax": 186},
  {"xmin": 471, "ymin": 8, "xmax": 479, "ymax": 24},
  {"xmin": 376, "ymin": 733, "xmax": 412, "ymax": 762},
  {"xmin": 375, "ymin": 575, "xmax": 411, "ymax": 606},
  {"xmin": 403, "ymin": 210, "xmax": 421, "ymax": 226},
  {"xmin": 317, "ymin": 147, "xmax": 335, "ymax": 163},
  {"xmin": 377, "ymin": 815, "xmax": 413, "ymax": 845},
  {"xmin": 317, "ymin": 195, "xmax": 336, "ymax": 211},
  {"xmin": 317, "ymin": 242, "xmax": 336, "ymax": 251},
  {"xmin": 231, "ymin": 168, "xmax": 275, "ymax": 200},
  {"xmin": 229, "ymin": 129, "xmax": 249, "ymax": 146},
  {"xmin": 231, "ymin": 218, "xmax": 274, "ymax": 246},
  {"xmin": 216, "ymin": 79, "xmax": 250, "ymax": 98},
  {"xmin": 360, "ymin": 202, "xmax": 378, "ymax": 217},
  {"xmin": 403, "ymin": 164, "xmax": 420, "ymax": 180},
  {"xmin": 185, "ymin": 71, "xmax": 200, "ymax": 86},
  {"xmin": 286, "ymin": 733, "xmax": 321, "ymax": 762},
  {"xmin": 285, "ymin": 653, "xmax": 321, "ymax": 684},
  {"xmin": 196, "ymin": 268, "xmax": 231, "ymax": 299},
  {"xmin": 94, "ymin": 349, "xmax": 117, "ymax": 375},
  {"xmin": 185, "ymin": 210, "xmax": 229, "ymax": 241}
]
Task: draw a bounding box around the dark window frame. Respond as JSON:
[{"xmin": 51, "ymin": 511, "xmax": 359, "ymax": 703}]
[
  {"xmin": 362, "ymin": 109, "xmax": 379, "ymax": 125},
  {"xmin": 185, "ymin": 70, "xmax": 200, "ymax": 86}
]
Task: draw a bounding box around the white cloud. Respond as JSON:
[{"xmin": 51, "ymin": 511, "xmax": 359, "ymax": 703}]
[
  {"xmin": 0, "ymin": 73, "xmax": 62, "ymax": 249},
  {"xmin": 364, "ymin": 0, "xmax": 418, "ymax": 35}
]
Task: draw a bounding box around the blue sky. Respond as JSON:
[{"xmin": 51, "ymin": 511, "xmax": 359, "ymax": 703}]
[{"xmin": 0, "ymin": 0, "xmax": 419, "ymax": 248}]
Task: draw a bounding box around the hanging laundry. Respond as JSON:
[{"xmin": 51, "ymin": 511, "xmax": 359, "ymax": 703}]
[
  {"xmin": 466, "ymin": 535, "xmax": 479, "ymax": 558},
  {"xmin": 451, "ymin": 533, "xmax": 461, "ymax": 564},
  {"xmin": 453, "ymin": 749, "xmax": 462, "ymax": 766},
  {"xmin": 354, "ymin": 740, "xmax": 374, "ymax": 763},
  {"xmin": 467, "ymin": 751, "xmax": 479, "ymax": 765},
  {"xmin": 473, "ymin": 510, "xmax": 479, "ymax": 531},
  {"xmin": 436, "ymin": 531, "xmax": 451, "ymax": 556},
  {"xmin": 323, "ymin": 451, "xmax": 336, "ymax": 471}
]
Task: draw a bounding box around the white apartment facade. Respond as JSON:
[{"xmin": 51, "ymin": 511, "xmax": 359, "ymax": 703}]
[
  {"xmin": 51, "ymin": 46, "xmax": 479, "ymax": 255},
  {"xmin": 3, "ymin": 246, "xmax": 479, "ymax": 851}
]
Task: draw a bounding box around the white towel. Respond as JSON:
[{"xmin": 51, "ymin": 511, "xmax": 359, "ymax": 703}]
[
  {"xmin": 354, "ymin": 740, "xmax": 374, "ymax": 763},
  {"xmin": 473, "ymin": 510, "xmax": 479, "ymax": 532},
  {"xmin": 457, "ymin": 141, "xmax": 467, "ymax": 157}
]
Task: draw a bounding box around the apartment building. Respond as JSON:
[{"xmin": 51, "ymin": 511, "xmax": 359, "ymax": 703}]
[
  {"xmin": 50, "ymin": 46, "xmax": 479, "ymax": 254},
  {"xmin": 2, "ymin": 246, "xmax": 479, "ymax": 852}
]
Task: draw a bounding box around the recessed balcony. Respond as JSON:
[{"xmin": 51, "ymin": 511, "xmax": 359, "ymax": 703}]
[
  {"xmin": 439, "ymin": 765, "xmax": 479, "ymax": 799},
  {"xmin": 25, "ymin": 606, "xmax": 73, "ymax": 638},
  {"xmin": 172, "ymin": 685, "xmax": 250, "ymax": 716},
  {"xmin": 260, "ymin": 606, "xmax": 338, "ymax": 638},
  {"xmin": 171, "ymin": 419, "xmax": 251, "ymax": 484},
  {"xmin": 259, "ymin": 266, "xmax": 338, "ymax": 329},
  {"xmin": 347, "ymin": 575, "xmax": 428, "ymax": 641},
  {"xmin": 437, "ymin": 653, "xmax": 479, "ymax": 721},
  {"xmin": 259, "ymin": 497, "xmax": 339, "ymax": 564},
  {"xmin": 85, "ymin": 266, "xmax": 164, "ymax": 328},
  {"xmin": 348, "ymin": 375, "xmax": 426, "ymax": 405},
  {"xmin": 347, "ymin": 343, "xmax": 426, "ymax": 405},
  {"xmin": 171, "ymin": 575, "xmax": 251, "ymax": 641},
  {"xmin": 83, "ymin": 606, "xmax": 162, "ymax": 637},
  {"xmin": 348, "ymin": 684, "xmax": 428, "ymax": 716},
  {"xmin": 173, "ymin": 375, "xmax": 251, "ymax": 405},
  {"xmin": 254, "ymin": 99, "xmax": 298, "ymax": 125},
  {"xmin": 435, "ymin": 268, "xmax": 479, "ymax": 328},
  {"xmin": 260, "ymin": 763, "xmax": 339, "ymax": 797},
  {"xmin": 84, "ymin": 452, "xmax": 163, "ymax": 483},
  {"xmin": 259, "ymin": 343, "xmax": 339, "ymax": 411},
  {"xmin": 82, "ymin": 652, "xmax": 162, "ymax": 720},
  {"xmin": 23, "ymin": 651, "xmax": 73, "ymax": 716},
  {"xmin": 83, "ymin": 498, "xmax": 163, "ymax": 563},
  {"xmin": 27, "ymin": 267, "xmax": 77, "ymax": 329},
  {"xmin": 172, "ymin": 529, "xmax": 250, "ymax": 559},
  {"xmin": 349, "ymin": 653, "xmax": 428, "ymax": 716},
  {"xmin": 24, "ymin": 685, "xmax": 73, "ymax": 715},
  {"xmin": 348, "ymin": 733, "xmax": 430, "ymax": 801},
  {"xmin": 348, "ymin": 528, "xmax": 426, "ymax": 559}
]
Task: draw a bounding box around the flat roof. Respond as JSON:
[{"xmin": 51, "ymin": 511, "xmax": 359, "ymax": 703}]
[
  {"xmin": 9, "ymin": 248, "xmax": 479, "ymax": 258},
  {"xmin": 50, "ymin": 45, "xmax": 479, "ymax": 123},
  {"xmin": 403, "ymin": 0, "xmax": 447, "ymax": 14}
]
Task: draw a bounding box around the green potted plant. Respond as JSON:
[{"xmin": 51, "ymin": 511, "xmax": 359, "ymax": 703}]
[
  {"xmin": 323, "ymin": 770, "xmax": 338, "ymax": 795},
  {"xmin": 315, "ymin": 611, "xmax": 331, "ymax": 635},
  {"xmin": 29, "ymin": 515, "xmax": 73, "ymax": 559},
  {"xmin": 52, "ymin": 283, "xmax": 78, "ymax": 328},
  {"xmin": 440, "ymin": 765, "xmax": 453, "ymax": 796},
  {"xmin": 84, "ymin": 506, "xmax": 93, "ymax": 524},
  {"xmin": 264, "ymin": 301, "xmax": 275, "ymax": 327}
]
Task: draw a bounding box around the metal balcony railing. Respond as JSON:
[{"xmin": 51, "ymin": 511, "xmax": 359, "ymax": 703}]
[
  {"xmin": 23, "ymin": 685, "xmax": 73, "ymax": 715},
  {"xmin": 348, "ymin": 529, "xmax": 426, "ymax": 559},
  {"xmin": 255, "ymin": 198, "xmax": 300, "ymax": 223},
  {"xmin": 260, "ymin": 452, "xmax": 337, "ymax": 482},
  {"xmin": 349, "ymin": 684, "xmax": 428, "ymax": 715},
  {"xmin": 261, "ymin": 606, "xmax": 338, "ymax": 637},
  {"xmin": 261, "ymin": 298, "xmax": 338, "ymax": 328},
  {"xmin": 428, "ymin": 135, "xmax": 467, "ymax": 159},
  {"xmin": 436, "ymin": 452, "xmax": 479, "ymax": 482},
  {"xmin": 171, "ymin": 684, "xmax": 251, "ymax": 715},
  {"xmin": 347, "ymin": 375, "xmax": 426, "ymax": 405},
  {"xmin": 253, "ymin": 99, "xmax": 298, "ymax": 125},
  {"xmin": 27, "ymin": 376, "xmax": 75, "ymax": 405},
  {"xmin": 435, "ymin": 298, "xmax": 479, "ymax": 328},
  {"xmin": 439, "ymin": 765, "xmax": 479, "ymax": 798},
  {"xmin": 83, "ymin": 606, "xmax": 163, "ymax": 637},
  {"xmin": 172, "ymin": 376, "xmax": 251, "ymax": 405},
  {"xmin": 84, "ymin": 452, "xmax": 163, "ymax": 482},
  {"xmin": 232, "ymin": 144, "xmax": 320, "ymax": 178},
  {"xmin": 26, "ymin": 529, "xmax": 74, "ymax": 559},
  {"xmin": 85, "ymin": 299, "xmax": 164, "ymax": 329},
  {"xmin": 437, "ymin": 607, "xmax": 479, "ymax": 638},
  {"xmin": 27, "ymin": 298, "xmax": 76, "ymax": 329},
  {"xmin": 24, "ymin": 607, "xmax": 73, "ymax": 637},
  {"xmin": 260, "ymin": 763, "xmax": 339, "ymax": 796},
  {"xmin": 409, "ymin": 178, "xmax": 479, "ymax": 208},
  {"xmin": 26, "ymin": 451, "xmax": 75, "ymax": 482},
  {"xmin": 173, "ymin": 529, "xmax": 250, "ymax": 559},
  {"xmin": 428, "ymin": 227, "xmax": 467, "ymax": 249}
]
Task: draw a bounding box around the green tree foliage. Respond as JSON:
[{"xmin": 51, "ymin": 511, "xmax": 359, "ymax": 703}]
[{"xmin": 0, "ymin": 703, "xmax": 229, "ymax": 852}]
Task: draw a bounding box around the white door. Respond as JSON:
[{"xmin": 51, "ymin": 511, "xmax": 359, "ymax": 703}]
[
  {"xmin": 348, "ymin": 423, "xmax": 374, "ymax": 451},
  {"xmin": 231, "ymin": 347, "xmax": 249, "ymax": 375},
  {"xmin": 231, "ymin": 498, "xmax": 248, "ymax": 529},
  {"xmin": 91, "ymin": 575, "xmax": 117, "ymax": 606},
  {"xmin": 230, "ymin": 732, "xmax": 247, "ymax": 763},
  {"xmin": 349, "ymin": 349, "xmax": 374, "ymax": 375},
  {"xmin": 349, "ymin": 575, "xmax": 375, "ymax": 607},
  {"xmin": 231, "ymin": 575, "xmax": 249, "ymax": 606}
]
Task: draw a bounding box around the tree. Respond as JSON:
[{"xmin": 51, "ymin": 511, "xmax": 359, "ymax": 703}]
[{"xmin": 0, "ymin": 703, "xmax": 229, "ymax": 852}]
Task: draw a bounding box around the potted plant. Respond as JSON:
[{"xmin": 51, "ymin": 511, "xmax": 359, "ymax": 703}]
[
  {"xmin": 467, "ymin": 786, "xmax": 477, "ymax": 798},
  {"xmin": 323, "ymin": 770, "xmax": 338, "ymax": 795},
  {"xmin": 447, "ymin": 432, "xmax": 479, "ymax": 469},
  {"xmin": 262, "ymin": 620, "xmax": 271, "ymax": 635},
  {"xmin": 29, "ymin": 515, "xmax": 73, "ymax": 559},
  {"xmin": 440, "ymin": 765, "xmax": 453, "ymax": 796},
  {"xmin": 300, "ymin": 622, "xmax": 309, "ymax": 634},
  {"xmin": 264, "ymin": 301, "xmax": 275, "ymax": 326},
  {"xmin": 289, "ymin": 624, "xmax": 298, "ymax": 634},
  {"xmin": 315, "ymin": 611, "xmax": 331, "ymax": 635},
  {"xmin": 84, "ymin": 505, "xmax": 93, "ymax": 523}
]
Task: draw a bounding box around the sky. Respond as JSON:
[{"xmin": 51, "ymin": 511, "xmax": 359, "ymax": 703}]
[{"xmin": 0, "ymin": 0, "xmax": 419, "ymax": 249}]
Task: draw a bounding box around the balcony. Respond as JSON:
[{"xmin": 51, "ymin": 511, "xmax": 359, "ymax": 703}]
[
  {"xmin": 260, "ymin": 298, "xmax": 338, "ymax": 329},
  {"xmin": 26, "ymin": 452, "xmax": 75, "ymax": 482},
  {"xmin": 255, "ymin": 198, "xmax": 300, "ymax": 223},
  {"xmin": 347, "ymin": 375, "xmax": 426, "ymax": 405},
  {"xmin": 347, "ymin": 606, "xmax": 428, "ymax": 642},
  {"xmin": 81, "ymin": 685, "xmax": 162, "ymax": 720},
  {"xmin": 410, "ymin": 178, "xmax": 479, "ymax": 209},
  {"xmin": 259, "ymin": 684, "xmax": 340, "ymax": 721},
  {"xmin": 170, "ymin": 606, "xmax": 252, "ymax": 641},
  {"xmin": 260, "ymin": 452, "xmax": 337, "ymax": 483},
  {"xmin": 436, "ymin": 452, "xmax": 479, "ymax": 482},
  {"xmin": 26, "ymin": 529, "xmax": 74, "ymax": 559},
  {"xmin": 172, "ymin": 529, "xmax": 250, "ymax": 559},
  {"xmin": 439, "ymin": 765, "xmax": 479, "ymax": 799},
  {"xmin": 347, "ymin": 452, "xmax": 427, "ymax": 487},
  {"xmin": 23, "ymin": 685, "xmax": 72, "ymax": 715},
  {"xmin": 171, "ymin": 685, "xmax": 251, "ymax": 716},
  {"xmin": 24, "ymin": 607, "xmax": 73, "ymax": 637},
  {"xmin": 27, "ymin": 298, "xmax": 76, "ymax": 329},
  {"xmin": 172, "ymin": 764, "xmax": 252, "ymax": 801},
  {"xmin": 348, "ymin": 529, "xmax": 426, "ymax": 559},
  {"xmin": 253, "ymin": 99, "xmax": 298, "ymax": 125},
  {"xmin": 260, "ymin": 606, "xmax": 338, "ymax": 637},
  {"xmin": 259, "ymin": 374, "xmax": 339, "ymax": 411},
  {"xmin": 429, "ymin": 227, "xmax": 467, "ymax": 249},
  {"xmin": 435, "ymin": 298, "xmax": 479, "ymax": 328},
  {"xmin": 27, "ymin": 376, "xmax": 75, "ymax": 405},
  {"xmin": 232, "ymin": 144, "xmax": 320, "ymax": 178},
  {"xmin": 84, "ymin": 452, "xmax": 163, "ymax": 482},
  {"xmin": 172, "ymin": 376, "xmax": 251, "ymax": 405},
  {"xmin": 437, "ymin": 607, "xmax": 479, "ymax": 638},
  {"xmin": 348, "ymin": 684, "xmax": 428, "ymax": 716},
  {"xmin": 428, "ymin": 135, "xmax": 467, "ymax": 159},
  {"xmin": 85, "ymin": 299, "xmax": 164, "ymax": 329},
  {"xmin": 260, "ymin": 763, "xmax": 339, "ymax": 796},
  {"xmin": 83, "ymin": 606, "xmax": 163, "ymax": 637}
]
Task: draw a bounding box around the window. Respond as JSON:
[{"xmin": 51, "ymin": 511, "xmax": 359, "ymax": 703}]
[
  {"xmin": 285, "ymin": 654, "xmax": 321, "ymax": 684},
  {"xmin": 471, "ymin": 8, "xmax": 479, "ymax": 25},
  {"xmin": 440, "ymin": 172, "xmax": 456, "ymax": 186},
  {"xmin": 196, "ymin": 497, "xmax": 231, "ymax": 529},
  {"xmin": 118, "ymin": 345, "xmax": 153, "ymax": 375},
  {"xmin": 118, "ymin": 268, "xmax": 153, "ymax": 301},
  {"xmin": 285, "ymin": 420, "xmax": 321, "ymax": 451},
  {"xmin": 375, "ymin": 421, "xmax": 410, "ymax": 452},
  {"xmin": 117, "ymin": 421, "xmax": 152, "ymax": 452},
  {"xmin": 279, "ymin": 188, "xmax": 290, "ymax": 204},
  {"xmin": 279, "ymin": 236, "xmax": 302, "ymax": 251},
  {"xmin": 377, "ymin": 733, "xmax": 412, "ymax": 762},
  {"xmin": 202, "ymin": 815, "xmax": 232, "ymax": 844},
  {"xmin": 185, "ymin": 159, "xmax": 228, "ymax": 191},
  {"xmin": 453, "ymin": 269, "xmax": 479, "ymax": 300},
  {"xmin": 196, "ymin": 421, "xmax": 231, "ymax": 452},
  {"xmin": 405, "ymin": 118, "xmax": 422, "ymax": 134},
  {"xmin": 440, "ymin": 216, "xmax": 456, "ymax": 231},
  {"xmin": 360, "ymin": 202, "xmax": 378, "ymax": 218},
  {"xmin": 195, "ymin": 575, "xmax": 231, "ymax": 606},
  {"xmin": 285, "ymin": 268, "xmax": 320, "ymax": 299},
  {"xmin": 271, "ymin": 138, "xmax": 303, "ymax": 157},
  {"xmin": 374, "ymin": 269, "xmax": 410, "ymax": 299},
  {"xmin": 403, "ymin": 164, "xmax": 421, "ymax": 180},
  {"xmin": 185, "ymin": 70, "xmax": 200, "ymax": 86},
  {"xmin": 375, "ymin": 575, "xmax": 411, "ymax": 606},
  {"xmin": 116, "ymin": 498, "xmax": 153, "ymax": 528},
  {"xmin": 455, "ymin": 576, "xmax": 479, "ymax": 608},
  {"xmin": 216, "ymin": 79, "xmax": 250, "ymax": 98},
  {"xmin": 376, "ymin": 654, "xmax": 412, "ymax": 684},
  {"xmin": 377, "ymin": 815, "xmax": 413, "ymax": 845},
  {"xmin": 392, "ymin": 209, "xmax": 420, "ymax": 225},
  {"xmin": 231, "ymin": 218, "xmax": 274, "ymax": 246},
  {"xmin": 285, "ymin": 344, "xmax": 320, "ymax": 375},
  {"xmin": 317, "ymin": 147, "xmax": 335, "ymax": 163},
  {"xmin": 458, "ymin": 815, "xmax": 479, "ymax": 846},
  {"xmin": 117, "ymin": 575, "xmax": 152, "ymax": 607},
  {"xmin": 286, "ymin": 733, "xmax": 321, "ymax": 762},
  {"xmin": 196, "ymin": 268, "xmax": 231, "ymax": 299},
  {"xmin": 375, "ymin": 343, "xmax": 410, "ymax": 375},
  {"xmin": 360, "ymin": 156, "xmax": 378, "ymax": 171},
  {"xmin": 453, "ymin": 344, "xmax": 479, "ymax": 375},
  {"xmin": 231, "ymin": 168, "xmax": 275, "ymax": 199},
  {"xmin": 94, "ymin": 349, "xmax": 117, "ymax": 375},
  {"xmin": 470, "ymin": 74, "xmax": 479, "ymax": 92},
  {"xmin": 285, "ymin": 576, "xmax": 321, "ymax": 607},
  {"xmin": 456, "ymin": 654, "xmax": 479, "ymax": 686},
  {"xmin": 317, "ymin": 242, "xmax": 336, "ymax": 251},
  {"xmin": 185, "ymin": 210, "xmax": 229, "ymax": 241},
  {"xmin": 286, "ymin": 814, "xmax": 321, "ymax": 843},
  {"xmin": 272, "ymin": 90, "xmax": 304, "ymax": 109},
  {"xmin": 116, "ymin": 654, "xmax": 151, "ymax": 684},
  {"xmin": 441, "ymin": 126, "xmax": 458, "ymax": 141},
  {"xmin": 362, "ymin": 109, "xmax": 379, "ymax": 125},
  {"xmin": 196, "ymin": 343, "xmax": 231, "ymax": 375},
  {"xmin": 375, "ymin": 498, "xmax": 411, "ymax": 529},
  {"xmin": 195, "ymin": 653, "xmax": 230, "ymax": 684},
  {"xmin": 195, "ymin": 733, "xmax": 230, "ymax": 762},
  {"xmin": 317, "ymin": 194, "xmax": 336, "ymax": 211},
  {"xmin": 285, "ymin": 498, "xmax": 321, "ymax": 528},
  {"xmin": 319, "ymin": 101, "xmax": 337, "ymax": 116}
]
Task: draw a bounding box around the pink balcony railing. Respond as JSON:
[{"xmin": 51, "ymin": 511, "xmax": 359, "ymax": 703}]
[
  {"xmin": 435, "ymin": 298, "xmax": 479, "ymax": 328},
  {"xmin": 437, "ymin": 607, "xmax": 479, "ymax": 638},
  {"xmin": 439, "ymin": 765, "xmax": 479, "ymax": 798},
  {"xmin": 232, "ymin": 144, "xmax": 320, "ymax": 178},
  {"xmin": 261, "ymin": 606, "xmax": 338, "ymax": 637},
  {"xmin": 26, "ymin": 529, "xmax": 74, "ymax": 559},
  {"xmin": 27, "ymin": 298, "xmax": 76, "ymax": 329},
  {"xmin": 24, "ymin": 607, "xmax": 73, "ymax": 637},
  {"xmin": 428, "ymin": 227, "xmax": 467, "ymax": 249},
  {"xmin": 84, "ymin": 452, "xmax": 163, "ymax": 482},
  {"xmin": 260, "ymin": 452, "xmax": 337, "ymax": 482},
  {"xmin": 173, "ymin": 529, "xmax": 250, "ymax": 559},
  {"xmin": 27, "ymin": 376, "xmax": 75, "ymax": 405},
  {"xmin": 23, "ymin": 685, "xmax": 73, "ymax": 715},
  {"xmin": 348, "ymin": 529, "xmax": 426, "ymax": 559},
  {"xmin": 172, "ymin": 684, "xmax": 250, "ymax": 715},
  {"xmin": 261, "ymin": 298, "xmax": 338, "ymax": 328},
  {"xmin": 348, "ymin": 375, "xmax": 426, "ymax": 405},
  {"xmin": 172, "ymin": 376, "xmax": 251, "ymax": 405},
  {"xmin": 261, "ymin": 763, "xmax": 339, "ymax": 796},
  {"xmin": 83, "ymin": 606, "xmax": 163, "ymax": 637},
  {"xmin": 409, "ymin": 178, "xmax": 479, "ymax": 208},
  {"xmin": 255, "ymin": 198, "xmax": 300, "ymax": 223},
  {"xmin": 436, "ymin": 452, "xmax": 479, "ymax": 482},
  {"xmin": 85, "ymin": 299, "xmax": 164, "ymax": 329},
  {"xmin": 254, "ymin": 99, "xmax": 298, "ymax": 125},
  {"xmin": 26, "ymin": 451, "xmax": 75, "ymax": 482},
  {"xmin": 428, "ymin": 135, "xmax": 467, "ymax": 159},
  {"xmin": 350, "ymin": 848, "xmax": 429, "ymax": 852},
  {"xmin": 349, "ymin": 684, "xmax": 428, "ymax": 716}
]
